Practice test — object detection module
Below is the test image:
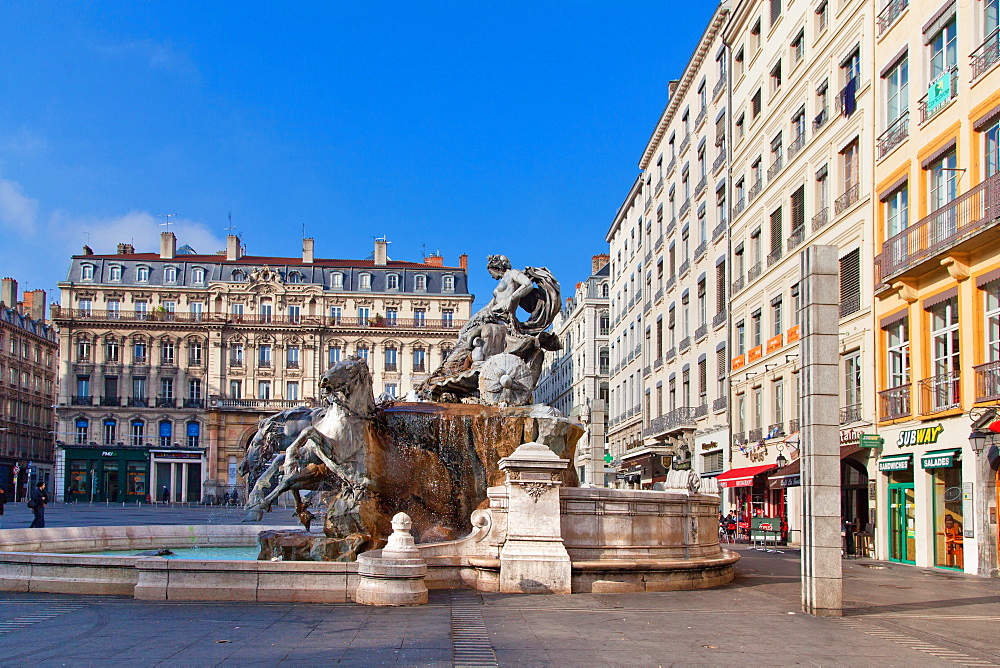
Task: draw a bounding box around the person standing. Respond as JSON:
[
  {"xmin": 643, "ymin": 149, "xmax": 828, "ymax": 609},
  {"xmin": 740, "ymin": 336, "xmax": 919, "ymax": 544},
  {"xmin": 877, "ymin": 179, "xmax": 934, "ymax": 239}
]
[
  {"xmin": 0, "ymin": 486, "xmax": 6, "ymax": 523},
  {"xmin": 28, "ymin": 481, "xmax": 47, "ymax": 528}
]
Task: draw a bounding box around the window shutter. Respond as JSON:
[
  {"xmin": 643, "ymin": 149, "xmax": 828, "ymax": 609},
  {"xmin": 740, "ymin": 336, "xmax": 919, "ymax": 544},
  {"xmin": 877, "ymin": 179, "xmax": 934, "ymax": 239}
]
[
  {"xmin": 791, "ymin": 186, "xmax": 805, "ymax": 230},
  {"xmin": 770, "ymin": 207, "xmax": 783, "ymax": 254},
  {"xmin": 716, "ymin": 262, "xmax": 726, "ymax": 313},
  {"xmin": 839, "ymin": 249, "xmax": 861, "ymax": 316},
  {"xmin": 717, "ymin": 347, "xmax": 727, "ymax": 379}
]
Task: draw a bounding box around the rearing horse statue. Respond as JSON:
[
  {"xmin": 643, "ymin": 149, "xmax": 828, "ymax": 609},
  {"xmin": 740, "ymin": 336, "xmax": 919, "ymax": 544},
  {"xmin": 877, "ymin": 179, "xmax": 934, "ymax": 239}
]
[{"xmin": 244, "ymin": 356, "xmax": 376, "ymax": 536}]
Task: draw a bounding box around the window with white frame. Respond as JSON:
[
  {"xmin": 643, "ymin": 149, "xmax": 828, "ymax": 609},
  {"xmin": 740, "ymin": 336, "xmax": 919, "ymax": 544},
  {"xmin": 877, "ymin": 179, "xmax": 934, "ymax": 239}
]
[
  {"xmin": 843, "ymin": 350, "xmax": 862, "ymax": 420},
  {"xmin": 331, "ymin": 273, "xmax": 344, "ymax": 289},
  {"xmin": 109, "ymin": 265, "xmax": 122, "ymax": 281},
  {"xmin": 386, "ymin": 273, "xmax": 399, "ymax": 290},
  {"xmin": 443, "ymin": 275, "xmax": 454, "ymax": 291},
  {"xmin": 328, "ymin": 345, "xmax": 341, "ymax": 365},
  {"xmin": 130, "ymin": 420, "xmax": 144, "ymax": 446},
  {"xmin": 258, "ymin": 381, "xmax": 271, "ymax": 400},
  {"xmin": 986, "ymin": 117, "xmax": 1000, "ymax": 177},
  {"xmin": 137, "ymin": 266, "xmax": 150, "ymax": 282},
  {"xmin": 359, "ymin": 273, "xmax": 371, "ymax": 290},
  {"xmin": 886, "ymin": 318, "xmax": 910, "ymax": 388},
  {"xmin": 929, "ymin": 17, "xmax": 957, "ymax": 80},
  {"xmin": 103, "ymin": 419, "xmax": 117, "ymax": 445},
  {"xmin": 164, "ymin": 266, "xmax": 177, "ymax": 283},
  {"xmin": 986, "ymin": 282, "xmax": 1000, "ymax": 362},
  {"xmin": 415, "ymin": 274, "xmax": 427, "ymax": 291},
  {"xmin": 192, "ymin": 267, "xmax": 205, "ymax": 284},
  {"xmin": 286, "ymin": 381, "xmax": 300, "ymax": 401},
  {"xmin": 286, "ymin": 346, "xmax": 300, "ymax": 368},
  {"xmin": 929, "ymin": 297, "xmax": 960, "ymax": 410},
  {"xmin": 81, "ymin": 264, "xmax": 94, "ymax": 280},
  {"xmin": 884, "ymin": 56, "xmax": 908, "ymax": 127}
]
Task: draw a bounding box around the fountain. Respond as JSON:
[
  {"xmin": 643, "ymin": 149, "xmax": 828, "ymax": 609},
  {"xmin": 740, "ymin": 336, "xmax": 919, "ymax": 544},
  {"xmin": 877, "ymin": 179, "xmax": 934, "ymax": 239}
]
[{"xmin": 0, "ymin": 254, "xmax": 737, "ymax": 602}]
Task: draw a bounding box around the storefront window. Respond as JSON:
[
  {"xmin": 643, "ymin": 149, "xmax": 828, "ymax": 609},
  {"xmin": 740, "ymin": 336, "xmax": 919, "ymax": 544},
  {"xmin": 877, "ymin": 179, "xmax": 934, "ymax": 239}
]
[
  {"xmin": 68, "ymin": 461, "xmax": 89, "ymax": 494},
  {"xmin": 127, "ymin": 463, "xmax": 147, "ymax": 496},
  {"xmin": 931, "ymin": 464, "xmax": 964, "ymax": 569}
]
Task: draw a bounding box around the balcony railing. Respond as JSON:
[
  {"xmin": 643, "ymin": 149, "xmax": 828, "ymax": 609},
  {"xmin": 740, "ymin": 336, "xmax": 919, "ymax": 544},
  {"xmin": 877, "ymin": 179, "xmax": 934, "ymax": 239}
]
[
  {"xmin": 748, "ymin": 179, "xmax": 763, "ymax": 201},
  {"xmin": 694, "ymin": 403, "xmax": 709, "ymax": 418},
  {"xmin": 655, "ymin": 234, "xmax": 664, "ymax": 251},
  {"xmin": 879, "ymin": 385, "xmax": 911, "ymax": 420},
  {"xmin": 666, "ymin": 347, "xmax": 677, "ymax": 362},
  {"xmin": 666, "ymin": 217, "xmax": 677, "ymax": 237},
  {"xmin": 835, "ymin": 78, "xmax": 860, "ymax": 117},
  {"xmin": 733, "ymin": 196, "xmax": 745, "ymax": 217},
  {"xmin": 839, "ymin": 403, "xmax": 863, "ymax": 425},
  {"xmin": 840, "ymin": 294, "xmax": 861, "ymax": 317},
  {"xmin": 788, "ymin": 134, "xmax": 806, "ymax": 160},
  {"xmin": 812, "ymin": 207, "xmax": 829, "ymax": 232},
  {"xmin": 71, "ymin": 395, "xmax": 93, "ymax": 406},
  {"xmin": 679, "ymin": 259, "xmax": 691, "ymax": 276},
  {"xmin": 787, "ymin": 225, "xmax": 806, "ymax": 251},
  {"xmin": 747, "ymin": 262, "xmax": 762, "ymax": 282},
  {"xmin": 918, "ymin": 67, "xmax": 959, "ymax": 123},
  {"xmin": 766, "ymin": 247, "xmax": 783, "ymax": 267},
  {"xmin": 877, "ymin": 112, "xmax": 909, "ymax": 159},
  {"xmin": 666, "ymin": 156, "xmax": 677, "ymax": 177},
  {"xmin": 713, "ymin": 77, "xmax": 726, "ymax": 101},
  {"xmin": 694, "ymin": 176, "xmax": 707, "ymax": 200},
  {"xmin": 748, "ymin": 427, "xmax": 763, "ymax": 442},
  {"xmin": 642, "ymin": 407, "xmax": 698, "ymax": 437},
  {"xmin": 211, "ymin": 397, "xmax": 306, "ymax": 411},
  {"xmin": 679, "ymin": 198, "xmax": 691, "ymax": 219},
  {"xmin": 694, "ymin": 241, "xmax": 707, "ymax": 260},
  {"xmin": 733, "ymin": 432, "xmax": 746, "ymax": 445},
  {"xmin": 712, "ymin": 310, "xmax": 727, "ymax": 328},
  {"xmin": 695, "ymin": 106, "xmax": 707, "ymax": 131},
  {"xmin": 128, "ymin": 397, "xmax": 148, "ymax": 408},
  {"xmin": 974, "ymin": 360, "xmax": 1000, "ymax": 402},
  {"xmin": 679, "ymin": 336, "xmax": 691, "ymax": 352},
  {"xmin": 972, "ymin": 29, "xmax": 1000, "ymax": 81},
  {"xmin": 713, "ymin": 150, "xmax": 727, "ymax": 175},
  {"xmin": 665, "ymin": 275, "xmax": 677, "ymax": 292},
  {"xmin": 731, "ymin": 275, "xmax": 745, "ymax": 293},
  {"xmin": 788, "ymin": 418, "xmax": 800, "ymax": 433},
  {"xmin": 834, "ymin": 183, "xmax": 860, "ymax": 215},
  {"xmin": 679, "ymin": 133, "xmax": 691, "ymax": 155},
  {"xmin": 766, "ymin": 422, "xmax": 785, "ymax": 438},
  {"xmin": 875, "ymin": 173, "xmax": 1000, "ymax": 285},
  {"xmin": 645, "ymin": 196, "xmax": 653, "ymax": 213},
  {"xmin": 694, "ymin": 324, "xmax": 708, "ymax": 341},
  {"xmin": 156, "ymin": 398, "xmax": 177, "ymax": 409},
  {"xmin": 100, "ymin": 396, "xmax": 121, "ymax": 407},
  {"xmin": 183, "ymin": 398, "xmax": 205, "ymax": 409},
  {"xmin": 713, "ymin": 396, "xmax": 727, "ymax": 412},
  {"xmin": 877, "ymin": 0, "xmax": 907, "ymax": 35},
  {"xmin": 712, "ymin": 220, "xmax": 726, "ymax": 242},
  {"xmin": 655, "ymin": 177, "xmax": 664, "ymax": 196},
  {"xmin": 919, "ymin": 371, "xmax": 961, "ymax": 414},
  {"xmin": 599, "ymin": 365, "xmax": 610, "ymax": 375},
  {"xmin": 653, "ymin": 357, "xmax": 663, "ymax": 370},
  {"xmin": 813, "ymin": 107, "xmax": 828, "ymax": 132},
  {"xmin": 643, "ymin": 365, "xmax": 652, "ymax": 377},
  {"xmin": 767, "ymin": 157, "xmax": 783, "ymax": 181},
  {"xmin": 644, "ymin": 300, "xmax": 652, "ymax": 314}
]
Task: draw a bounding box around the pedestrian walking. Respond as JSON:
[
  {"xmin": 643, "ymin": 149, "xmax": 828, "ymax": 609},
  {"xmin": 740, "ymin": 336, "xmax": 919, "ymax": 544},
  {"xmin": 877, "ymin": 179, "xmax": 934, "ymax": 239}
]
[
  {"xmin": 0, "ymin": 486, "xmax": 6, "ymax": 522},
  {"xmin": 161, "ymin": 486, "xmax": 169, "ymax": 503},
  {"xmin": 28, "ymin": 481, "xmax": 47, "ymax": 528}
]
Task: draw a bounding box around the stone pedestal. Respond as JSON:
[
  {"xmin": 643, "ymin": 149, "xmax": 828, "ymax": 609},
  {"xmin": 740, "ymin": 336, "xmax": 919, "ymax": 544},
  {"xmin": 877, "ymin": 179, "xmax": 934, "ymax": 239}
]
[
  {"xmin": 498, "ymin": 441, "xmax": 572, "ymax": 594},
  {"xmin": 352, "ymin": 513, "xmax": 428, "ymax": 606}
]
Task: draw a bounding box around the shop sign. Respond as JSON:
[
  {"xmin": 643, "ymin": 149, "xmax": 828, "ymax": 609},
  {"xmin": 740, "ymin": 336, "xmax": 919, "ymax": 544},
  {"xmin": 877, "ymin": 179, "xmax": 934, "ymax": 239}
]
[
  {"xmin": 731, "ymin": 354, "xmax": 746, "ymax": 371},
  {"xmin": 878, "ymin": 455, "xmax": 912, "ymax": 471},
  {"xmin": 153, "ymin": 452, "xmax": 201, "ymax": 460},
  {"xmin": 896, "ymin": 423, "xmax": 943, "ymax": 448},
  {"xmin": 101, "ymin": 451, "xmax": 115, "ymax": 457},
  {"xmin": 859, "ymin": 434, "xmax": 884, "ymax": 448},
  {"xmin": 786, "ymin": 324, "xmax": 801, "ymax": 343},
  {"xmin": 920, "ymin": 449, "xmax": 960, "ymax": 469},
  {"xmin": 927, "ymin": 72, "xmax": 952, "ymax": 113},
  {"xmin": 781, "ymin": 475, "xmax": 800, "ymax": 487},
  {"xmin": 766, "ymin": 334, "xmax": 783, "ymax": 354},
  {"xmin": 748, "ymin": 345, "xmax": 763, "ymax": 363},
  {"xmin": 840, "ymin": 428, "xmax": 863, "ymax": 445}
]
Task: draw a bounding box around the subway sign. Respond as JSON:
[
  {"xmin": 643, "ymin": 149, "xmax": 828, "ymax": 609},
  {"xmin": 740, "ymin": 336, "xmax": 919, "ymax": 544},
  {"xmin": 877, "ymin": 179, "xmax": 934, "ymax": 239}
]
[{"xmin": 896, "ymin": 424, "xmax": 943, "ymax": 447}]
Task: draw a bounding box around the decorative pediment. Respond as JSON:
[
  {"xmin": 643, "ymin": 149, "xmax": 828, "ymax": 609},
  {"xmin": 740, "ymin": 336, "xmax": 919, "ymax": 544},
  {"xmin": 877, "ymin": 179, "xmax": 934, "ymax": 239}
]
[
  {"xmin": 383, "ymin": 299, "xmax": 402, "ymax": 307},
  {"xmin": 247, "ymin": 266, "xmax": 284, "ymax": 286},
  {"xmin": 104, "ymin": 291, "xmax": 125, "ymax": 300},
  {"xmin": 76, "ymin": 291, "xmax": 96, "ymax": 300},
  {"xmin": 185, "ymin": 293, "xmax": 209, "ymax": 304},
  {"xmin": 413, "ymin": 300, "xmax": 430, "ymax": 307},
  {"xmin": 355, "ymin": 298, "xmax": 374, "ymax": 307},
  {"xmin": 160, "ymin": 293, "xmax": 180, "ymax": 301}
]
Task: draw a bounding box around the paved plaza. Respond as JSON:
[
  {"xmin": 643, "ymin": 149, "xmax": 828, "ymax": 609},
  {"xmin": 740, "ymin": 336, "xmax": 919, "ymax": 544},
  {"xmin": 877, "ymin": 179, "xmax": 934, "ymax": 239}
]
[
  {"xmin": 0, "ymin": 501, "xmax": 295, "ymax": 530},
  {"xmin": 0, "ymin": 508, "xmax": 997, "ymax": 667}
]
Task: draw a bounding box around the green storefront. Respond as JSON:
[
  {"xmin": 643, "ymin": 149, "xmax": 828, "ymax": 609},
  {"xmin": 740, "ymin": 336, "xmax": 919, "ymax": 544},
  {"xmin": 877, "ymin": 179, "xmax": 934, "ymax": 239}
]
[{"xmin": 61, "ymin": 446, "xmax": 150, "ymax": 503}]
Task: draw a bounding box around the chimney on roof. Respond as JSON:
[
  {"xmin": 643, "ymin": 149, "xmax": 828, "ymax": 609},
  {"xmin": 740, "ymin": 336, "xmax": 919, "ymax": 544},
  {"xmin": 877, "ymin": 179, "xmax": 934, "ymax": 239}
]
[
  {"xmin": 1, "ymin": 278, "xmax": 16, "ymax": 309},
  {"xmin": 160, "ymin": 232, "xmax": 176, "ymax": 259},
  {"xmin": 667, "ymin": 79, "xmax": 680, "ymax": 100},
  {"xmin": 374, "ymin": 237, "xmax": 388, "ymax": 266},
  {"xmin": 592, "ymin": 253, "xmax": 610, "ymax": 274},
  {"xmin": 226, "ymin": 235, "xmax": 242, "ymax": 261},
  {"xmin": 459, "ymin": 254, "xmax": 468, "ymax": 270},
  {"xmin": 117, "ymin": 242, "xmax": 135, "ymax": 255},
  {"xmin": 22, "ymin": 289, "xmax": 45, "ymax": 322},
  {"xmin": 303, "ymin": 238, "xmax": 315, "ymax": 264},
  {"xmin": 423, "ymin": 254, "xmax": 444, "ymax": 267}
]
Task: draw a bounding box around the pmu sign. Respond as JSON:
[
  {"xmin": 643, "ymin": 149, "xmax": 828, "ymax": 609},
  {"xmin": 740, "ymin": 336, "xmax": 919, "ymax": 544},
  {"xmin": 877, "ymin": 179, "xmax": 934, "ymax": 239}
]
[{"xmin": 896, "ymin": 423, "xmax": 943, "ymax": 447}]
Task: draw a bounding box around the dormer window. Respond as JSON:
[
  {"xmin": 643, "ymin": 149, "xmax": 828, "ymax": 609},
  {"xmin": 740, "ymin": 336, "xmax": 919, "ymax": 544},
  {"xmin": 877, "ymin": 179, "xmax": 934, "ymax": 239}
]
[
  {"xmin": 192, "ymin": 267, "xmax": 205, "ymax": 284},
  {"xmin": 443, "ymin": 275, "xmax": 455, "ymax": 292},
  {"xmin": 331, "ymin": 272, "xmax": 344, "ymax": 290},
  {"xmin": 109, "ymin": 265, "xmax": 122, "ymax": 282},
  {"xmin": 136, "ymin": 266, "xmax": 150, "ymax": 283},
  {"xmin": 359, "ymin": 273, "xmax": 372, "ymax": 290},
  {"xmin": 386, "ymin": 274, "xmax": 399, "ymax": 290},
  {"xmin": 81, "ymin": 264, "xmax": 95, "ymax": 281},
  {"xmin": 164, "ymin": 266, "xmax": 178, "ymax": 283},
  {"xmin": 287, "ymin": 270, "xmax": 303, "ymax": 284},
  {"xmin": 232, "ymin": 269, "xmax": 246, "ymax": 282},
  {"xmin": 415, "ymin": 274, "xmax": 427, "ymax": 291}
]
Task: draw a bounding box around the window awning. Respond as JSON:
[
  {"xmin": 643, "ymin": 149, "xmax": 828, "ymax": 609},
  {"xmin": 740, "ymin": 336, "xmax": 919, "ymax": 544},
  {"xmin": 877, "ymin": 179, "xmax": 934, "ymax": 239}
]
[
  {"xmin": 878, "ymin": 453, "xmax": 913, "ymax": 472},
  {"xmin": 716, "ymin": 464, "xmax": 776, "ymax": 488},
  {"xmin": 920, "ymin": 448, "xmax": 961, "ymax": 469}
]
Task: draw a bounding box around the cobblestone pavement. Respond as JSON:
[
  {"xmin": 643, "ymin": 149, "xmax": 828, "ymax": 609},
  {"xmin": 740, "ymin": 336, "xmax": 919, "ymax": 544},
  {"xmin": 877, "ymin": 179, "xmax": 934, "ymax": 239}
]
[
  {"xmin": 0, "ymin": 542, "xmax": 997, "ymax": 666},
  {"xmin": 0, "ymin": 501, "xmax": 298, "ymax": 529}
]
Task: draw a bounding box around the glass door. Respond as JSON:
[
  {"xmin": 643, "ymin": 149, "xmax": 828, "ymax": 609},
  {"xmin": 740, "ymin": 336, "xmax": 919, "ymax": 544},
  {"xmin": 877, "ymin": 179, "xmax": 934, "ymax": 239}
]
[
  {"xmin": 888, "ymin": 483, "xmax": 916, "ymax": 563},
  {"xmin": 103, "ymin": 468, "xmax": 120, "ymax": 503}
]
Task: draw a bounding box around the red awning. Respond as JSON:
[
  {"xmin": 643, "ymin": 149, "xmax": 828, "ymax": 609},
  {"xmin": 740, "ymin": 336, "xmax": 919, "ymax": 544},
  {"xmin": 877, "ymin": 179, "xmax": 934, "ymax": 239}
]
[{"xmin": 716, "ymin": 464, "xmax": 777, "ymax": 488}]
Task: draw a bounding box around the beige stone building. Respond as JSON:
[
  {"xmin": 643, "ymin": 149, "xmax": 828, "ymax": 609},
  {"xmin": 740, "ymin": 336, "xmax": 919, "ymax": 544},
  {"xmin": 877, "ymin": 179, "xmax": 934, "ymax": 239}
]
[
  {"xmin": 722, "ymin": 0, "xmax": 877, "ymax": 543},
  {"xmin": 52, "ymin": 234, "xmax": 472, "ymax": 502},
  {"xmin": 872, "ymin": 0, "xmax": 1000, "ymax": 576},
  {"xmin": 606, "ymin": 4, "xmax": 732, "ymax": 489}
]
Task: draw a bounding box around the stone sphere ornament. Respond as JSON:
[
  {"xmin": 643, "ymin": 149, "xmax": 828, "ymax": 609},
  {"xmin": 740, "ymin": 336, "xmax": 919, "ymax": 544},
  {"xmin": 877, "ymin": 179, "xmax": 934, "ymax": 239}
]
[{"xmin": 478, "ymin": 353, "xmax": 533, "ymax": 406}]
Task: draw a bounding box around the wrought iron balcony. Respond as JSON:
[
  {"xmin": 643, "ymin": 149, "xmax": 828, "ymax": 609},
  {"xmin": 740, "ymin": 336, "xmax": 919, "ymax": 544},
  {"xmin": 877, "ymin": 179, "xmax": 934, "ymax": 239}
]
[
  {"xmin": 642, "ymin": 407, "xmax": 698, "ymax": 437},
  {"xmin": 654, "ymin": 357, "xmax": 663, "ymax": 370},
  {"xmin": 694, "ymin": 241, "xmax": 707, "ymax": 260},
  {"xmin": 183, "ymin": 398, "xmax": 205, "ymax": 409},
  {"xmin": 100, "ymin": 396, "xmax": 121, "ymax": 407},
  {"xmin": 834, "ymin": 183, "xmax": 860, "ymax": 215},
  {"xmin": 712, "ymin": 396, "xmax": 727, "ymax": 412},
  {"xmin": 919, "ymin": 371, "xmax": 961, "ymax": 414},
  {"xmin": 877, "ymin": 0, "xmax": 907, "ymax": 35},
  {"xmin": 679, "ymin": 133, "xmax": 691, "ymax": 155},
  {"xmin": 733, "ymin": 431, "xmax": 746, "ymax": 445},
  {"xmin": 712, "ymin": 220, "xmax": 726, "ymax": 242},
  {"xmin": 694, "ymin": 403, "xmax": 709, "ymax": 418},
  {"xmin": 655, "ymin": 177, "xmax": 664, "ymax": 196},
  {"xmin": 747, "ymin": 262, "xmax": 762, "ymax": 282},
  {"xmin": 733, "ymin": 196, "xmax": 745, "ymax": 217},
  {"xmin": 840, "ymin": 294, "xmax": 861, "ymax": 317},
  {"xmin": 679, "ymin": 198, "xmax": 691, "ymax": 219},
  {"xmin": 666, "ymin": 347, "xmax": 677, "ymax": 362},
  {"xmin": 694, "ymin": 324, "xmax": 708, "ymax": 341},
  {"xmin": 666, "ymin": 218, "xmax": 677, "ymax": 237},
  {"xmin": 644, "ymin": 251, "xmax": 652, "ymax": 266},
  {"xmin": 712, "ymin": 310, "xmax": 727, "ymax": 329},
  {"xmin": 645, "ymin": 196, "xmax": 653, "ymax": 213},
  {"xmin": 156, "ymin": 398, "xmax": 177, "ymax": 409},
  {"xmin": 766, "ymin": 422, "xmax": 785, "ymax": 438},
  {"xmin": 788, "ymin": 134, "xmax": 806, "ymax": 160},
  {"xmin": 695, "ymin": 106, "xmax": 707, "ymax": 131},
  {"xmin": 767, "ymin": 157, "xmax": 783, "ymax": 181},
  {"xmin": 713, "ymin": 77, "xmax": 725, "ymax": 101},
  {"xmin": 679, "ymin": 259, "xmax": 691, "ymax": 277},
  {"xmin": 713, "ymin": 150, "xmax": 727, "ymax": 175},
  {"xmin": 666, "ymin": 156, "xmax": 677, "ymax": 177},
  {"xmin": 839, "ymin": 403, "xmax": 862, "ymax": 425},
  {"xmin": 788, "ymin": 418, "xmax": 800, "ymax": 433},
  {"xmin": 748, "ymin": 179, "xmax": 763, "ymax": 201},
  {"xmin": 71, "ymin": 395, "xmax": 93, "ymax": 406},
  {"xmin": 974, "ymin": 361, "xmax": 1000, "ymax": 402},
  {"xmin": 787, "ymin": 225, "xmax": 806, "ymax": 251},
  {"xmin": 128, "ymin": 397, "xmax": 148, "ymax": 408},
  {"xmin": 665, "ymin": 275, "xmax": 676, "ymax": 292},
  {"xmin": 644, "ymin": 300, "xmax": 652, "ymax": 314},
  {"xmin": 655, "ymin": 234, "xmax": 664, "ymax": 251},
  {"xmin": 748, "ymin": 427, "xmax": 763, "ymax": 442},
  {"xmin": 972, "ymin": 29, "xmax": 1000, "ymax": 81},
  {"xmin": 918, "ymin": 67, "xmax": 959, "ymax": 123},
  {"xmin": 694, "ymin": 176, "xmax": 707, "ymax": 200},
  {"xmin": 654, "ymin": 288, "xmax": 664, "ymax": 303},
  {"xmin": 812, "ymin": 107, "xmax": 828, "ymax": 132},
  {"xmin": 766, "ymin": 247, "xmax": 783, "ymax": 267},
  {"xmin": 679, "ymin": 336, "xmax": 691, "ymax": 352},
  {"xmin": 877, "ymin": 112, "xmax": 909, "ymax": 159},
  {"xmin": 875, "ymin": 173, "xmax": 1000, "ymax": 285},
  {"xmin": 599, "ymin": 365, "xmax": 610, "ymax": 376},
  {"xmin": 812, "ymin": 207, "xmax": 829, "ymax": 232},
  {"xmin": 879, "ymin": 385, "xmax": 911, "ymax": 420},
  {"xmin": 731, "ymin": 275, "xmax": 745, "ymax": 293},
  {"xmin": 643, "ymin": 365, "xmax": 652, "ymax": 377}
]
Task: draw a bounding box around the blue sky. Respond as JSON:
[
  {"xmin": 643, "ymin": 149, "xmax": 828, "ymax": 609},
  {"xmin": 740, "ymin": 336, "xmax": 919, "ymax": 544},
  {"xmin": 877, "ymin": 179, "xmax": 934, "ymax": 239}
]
[{"xmin": 0, "ymin": 1, "xmax": 719, "ymax": 309}]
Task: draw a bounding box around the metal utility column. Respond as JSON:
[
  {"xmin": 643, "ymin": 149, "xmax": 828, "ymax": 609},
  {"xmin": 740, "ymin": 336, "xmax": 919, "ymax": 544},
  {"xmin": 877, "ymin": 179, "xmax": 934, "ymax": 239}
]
[{"xmin": 799, "ymin": 245, "xmax": 842, "ymax": 616}]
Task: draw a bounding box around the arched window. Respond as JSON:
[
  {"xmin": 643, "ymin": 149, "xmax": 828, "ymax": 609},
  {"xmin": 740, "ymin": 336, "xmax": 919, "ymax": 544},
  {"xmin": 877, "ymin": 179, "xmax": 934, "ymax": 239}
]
[
  {"xmin": 187, "ymin": 421, "xmax": 201, "ymax": 448},
  {"xmin": 103, "ymin": 418, "xmax": 117, "ymax": 445},
  {"xmin": 109, "ymin": 265, "xmax": 122, "ymax": 281},
  {"xmin": 192, "ymin": 267, "xmax": 205, "ymax": 284},
  {"xmin": 331, "ymin": 273, "xmax": 344, "ymax": 289},
  {"xmin": 443, "ymin": 275, "xmax": 455, "ymax": 292},
  {"xmin": 232, "ymin": 269, "xmax": 246, "ymax": 282},
  {"xmin": 287, "ymin": 271, "xmax": 302, "ymax": 284},
  {"xmin": 136, "ymin": 266, "xmax": 150, "ymax": 282},
  {"xmin": 359, "ymin": 273, "xmax": 372, "ymax": 290},
  {"xmin": 415, "ymin": 274, "xmax": 427, "ymax": 291},
  {"xmin": 386, "ymin": 274, "xmax": 399, "ymax": 290},
  {"xmin": 159, "ymin": 420, "xmax": 173, "ymax": 448},
  {"xmin": 74, "ymin": 418, "xmax": 89, "ymax": 444},
  {"xmin": 164, "ymin": 266, "xmax": 178, "ymax": 283},
  {"xmin": 81, "ymin": 264, "xmax": 95, "ymax": 280},
  {"xmin": 601, "ymin": 282, "xmax": 609, "ymax": 298},
  {"xmin": 130, "ymin": 419, "xmax": 145, "ymax": 446}
]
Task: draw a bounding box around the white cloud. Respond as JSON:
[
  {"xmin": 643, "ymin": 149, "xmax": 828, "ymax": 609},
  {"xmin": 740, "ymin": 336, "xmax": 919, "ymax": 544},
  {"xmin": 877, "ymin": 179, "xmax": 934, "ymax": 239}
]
[
  {"xmin": 74, "ymin": 211, "xmax": 226, "ymax": 257},
  {"xmin": 0, "ymin": 177, "xmax": 39, "ymax": 235},
  {"xmin": 90, "ymin": 38, "xmax": 198, "ymax": 76}
]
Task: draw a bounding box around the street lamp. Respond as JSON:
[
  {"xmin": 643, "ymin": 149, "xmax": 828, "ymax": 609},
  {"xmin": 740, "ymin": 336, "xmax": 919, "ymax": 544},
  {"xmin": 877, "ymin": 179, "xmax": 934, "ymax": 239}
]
[
  {"xmin": 969, "ymin": 430, "xmax": 988, "ymax": 455},
  {"xmin": 776, "ymin": 452, "xmax": 788, "ymax": 468}
]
